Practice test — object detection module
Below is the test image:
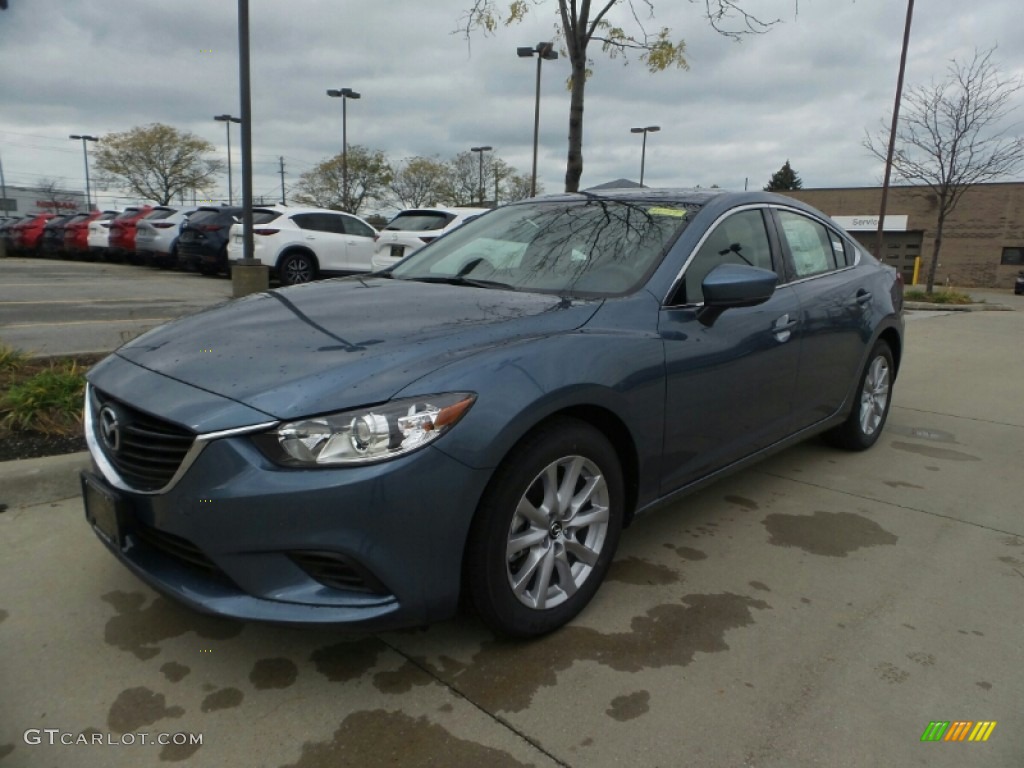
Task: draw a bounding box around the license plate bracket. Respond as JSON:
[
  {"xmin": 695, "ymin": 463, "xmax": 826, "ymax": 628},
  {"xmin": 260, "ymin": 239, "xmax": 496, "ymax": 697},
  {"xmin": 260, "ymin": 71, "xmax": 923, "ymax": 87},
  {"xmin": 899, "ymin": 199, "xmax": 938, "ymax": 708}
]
[
  {"xmin": 390, "ymin": 245, "xmax": 405, "ymax": 259},
  {"xmin": 81, "ymin": 472, "xmax": 127, "ymax": 549}
]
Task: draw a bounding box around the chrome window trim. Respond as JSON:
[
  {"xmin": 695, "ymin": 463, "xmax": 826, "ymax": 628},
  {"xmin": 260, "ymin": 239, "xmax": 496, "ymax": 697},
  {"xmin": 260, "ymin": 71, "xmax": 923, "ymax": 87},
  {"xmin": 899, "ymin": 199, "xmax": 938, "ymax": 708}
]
[{"xmin": 85, "ymin": 383, "xmax": 278, "ymax": 496}]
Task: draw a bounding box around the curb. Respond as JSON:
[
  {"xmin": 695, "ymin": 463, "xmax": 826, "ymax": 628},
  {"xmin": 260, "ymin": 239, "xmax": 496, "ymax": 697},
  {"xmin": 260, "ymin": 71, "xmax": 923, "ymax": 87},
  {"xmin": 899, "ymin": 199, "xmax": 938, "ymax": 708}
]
[
  {"xmin": 904, "ymin": 302, "xmax": 1015, "ymax": 312},
  {"xmin": 0, "ymin": 451, "xmax": 90, "ymax": 510}
]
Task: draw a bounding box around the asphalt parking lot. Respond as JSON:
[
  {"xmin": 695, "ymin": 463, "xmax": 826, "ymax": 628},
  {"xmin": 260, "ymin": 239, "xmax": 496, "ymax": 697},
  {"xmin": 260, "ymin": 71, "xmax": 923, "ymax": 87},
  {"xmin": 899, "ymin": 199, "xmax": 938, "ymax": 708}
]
[
  {"xmin": 1, "ymin": 261, "xmax": 1022, "ymax": 767},
  {"xmin": 0, "ymin": 258, "xmax": 232, "ymax": 357}
]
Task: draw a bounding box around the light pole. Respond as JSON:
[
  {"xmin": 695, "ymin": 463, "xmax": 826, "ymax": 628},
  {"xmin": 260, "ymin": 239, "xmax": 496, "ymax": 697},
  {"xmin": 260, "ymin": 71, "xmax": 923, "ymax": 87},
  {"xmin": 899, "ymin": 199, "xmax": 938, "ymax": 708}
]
[
  {"xmin": 326, "ymin": 87, "xmax": 360, "ymax": 210},
  {"xmin": 517, "ymin": 42, "xmax": 558, "ymax": 197},
  {"xmin": 69, "ymin": 134, "xmax": 98, "ymax": 211},
  {"xmin": 630, "ymin": 125, "xmax": 660, "ymax": 187},
  {"xmin": 213, "ymin": 114, "xmax": 241, "ymax": 205},
  {"xmin": 471, "ymin": 146, "xmax": 492, "ymax": 205}
]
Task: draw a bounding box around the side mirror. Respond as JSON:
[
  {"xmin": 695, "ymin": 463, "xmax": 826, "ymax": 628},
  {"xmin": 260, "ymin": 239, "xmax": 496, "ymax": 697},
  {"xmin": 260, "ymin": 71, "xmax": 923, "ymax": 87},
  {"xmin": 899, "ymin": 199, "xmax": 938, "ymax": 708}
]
[{"xmin": 698, "ymin": 264, "xmax": 778, "ymax": 326}]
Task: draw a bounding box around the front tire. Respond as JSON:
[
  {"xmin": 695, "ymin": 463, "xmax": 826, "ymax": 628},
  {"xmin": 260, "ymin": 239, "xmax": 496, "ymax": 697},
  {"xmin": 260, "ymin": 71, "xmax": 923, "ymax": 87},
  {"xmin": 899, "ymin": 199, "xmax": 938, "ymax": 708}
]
[
  {"xmin": 465, "ymin": 419, "xmax": 624, "ymax": 638},
  {"xmin": 826, "ymin": 340, "xmax": 894, "ymax": 451}
]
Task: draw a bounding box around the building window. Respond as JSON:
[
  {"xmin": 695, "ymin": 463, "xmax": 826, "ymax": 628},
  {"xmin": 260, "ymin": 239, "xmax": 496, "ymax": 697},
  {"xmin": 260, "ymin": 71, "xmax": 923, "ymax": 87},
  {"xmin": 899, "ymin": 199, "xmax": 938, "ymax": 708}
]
[{"xmin": 1001, "ymin": 247, "xmax": 1024, "ymax": 266}]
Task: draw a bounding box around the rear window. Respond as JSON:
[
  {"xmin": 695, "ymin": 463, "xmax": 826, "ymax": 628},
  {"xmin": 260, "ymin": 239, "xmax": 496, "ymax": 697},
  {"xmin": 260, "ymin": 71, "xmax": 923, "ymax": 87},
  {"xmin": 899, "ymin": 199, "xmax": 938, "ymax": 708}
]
[
  {"xmin": 64, "ymin": 214, "xmax": 90, "ymax": 226},
  {"xmin": 98, "ymin": 211, "xmax": 118, "ymax": 221},
  {"xmin": 185, "ymin": 209, "xmax": 222, "ymax": 226},
  {"xmin": 144, "ymin": 207, "xmax": 177, "ymax": 221},
  {"xmin": 384, "ymin": 212, "xmax": 454, "ymax": 232},
  {"xmin": 252, "ymin": 209, "xmax": 282, "ymax": 225},
  {"xmin": 114, "ymin": 208, "xmax": 142, "ymax": 221}
]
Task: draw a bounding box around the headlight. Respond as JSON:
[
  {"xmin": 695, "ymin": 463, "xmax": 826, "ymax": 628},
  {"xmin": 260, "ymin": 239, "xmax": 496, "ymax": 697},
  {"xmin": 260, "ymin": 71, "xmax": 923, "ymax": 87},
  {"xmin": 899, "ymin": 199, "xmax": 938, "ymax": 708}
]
[{"xmin": 253, "ymin": 393, "xmax": 476, "ymax": 466}]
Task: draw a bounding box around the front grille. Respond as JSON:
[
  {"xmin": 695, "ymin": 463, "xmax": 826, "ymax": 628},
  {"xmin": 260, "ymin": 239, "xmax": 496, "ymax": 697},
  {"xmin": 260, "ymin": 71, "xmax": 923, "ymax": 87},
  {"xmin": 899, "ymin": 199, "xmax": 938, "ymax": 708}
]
[
  {"xmin": 91, "ymin": 387, "xmax": 195, "ymax": 491},
  {"xmin": 289, "ymin": 551, "xmax": 390, "ymax": 595}
]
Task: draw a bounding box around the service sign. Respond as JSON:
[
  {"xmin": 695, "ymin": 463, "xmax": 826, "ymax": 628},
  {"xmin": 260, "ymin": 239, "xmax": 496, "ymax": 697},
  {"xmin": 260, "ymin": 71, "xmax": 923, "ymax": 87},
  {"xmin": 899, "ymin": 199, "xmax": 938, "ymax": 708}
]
[{"xmin": 831, "ymin": 215, "xmax": 909, "ymax": 232}]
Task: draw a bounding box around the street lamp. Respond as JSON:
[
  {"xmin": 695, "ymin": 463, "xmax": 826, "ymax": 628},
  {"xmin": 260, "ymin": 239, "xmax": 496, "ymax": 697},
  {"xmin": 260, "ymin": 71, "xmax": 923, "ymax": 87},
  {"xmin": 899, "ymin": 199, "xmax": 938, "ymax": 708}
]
[
  {"xmin": 213, "ymin": 114, "xmax": 241, "ymax": 205},
  {"xmin": 517, "ymin": 42, "xmax": 558, "ymax": 197},
  {"xmin": 630, "ymin": 125, "xmax": 660, "ymax": 187},
  {"xmin": 68, "ymin": 134, "xmax": 98, "ymax": 211},
  {"xmin": 471, "ymin": 146, "xmax": 492, "ymax": 205},
  {"xmin": 326, "ymin": 87, "xmax": 361, "ymax": 210}
]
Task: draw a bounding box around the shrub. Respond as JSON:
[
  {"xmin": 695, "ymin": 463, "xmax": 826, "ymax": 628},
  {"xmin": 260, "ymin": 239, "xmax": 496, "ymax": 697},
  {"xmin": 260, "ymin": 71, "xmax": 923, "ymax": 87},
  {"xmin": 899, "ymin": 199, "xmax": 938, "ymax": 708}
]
[
  {"xmin": 903, "ymin": 289, "xmax": 974, "ymax": 305},
  {"xmin": 0, "ymin": 361, "xmax": 85, "ymax": 433}
]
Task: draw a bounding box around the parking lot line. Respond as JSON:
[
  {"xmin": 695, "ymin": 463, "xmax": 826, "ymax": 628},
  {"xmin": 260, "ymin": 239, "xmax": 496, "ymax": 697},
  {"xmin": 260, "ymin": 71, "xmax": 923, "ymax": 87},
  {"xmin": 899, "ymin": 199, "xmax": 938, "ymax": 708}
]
[{"xmin": 2, "ymin": 318, "xmax": 175, "ymax": 329}]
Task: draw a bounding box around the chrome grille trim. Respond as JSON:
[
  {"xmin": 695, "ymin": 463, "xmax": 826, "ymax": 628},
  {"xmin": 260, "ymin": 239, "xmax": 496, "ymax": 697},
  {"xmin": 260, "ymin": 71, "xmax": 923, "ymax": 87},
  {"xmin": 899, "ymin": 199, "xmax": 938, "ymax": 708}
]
[{"xmin": 85, "ymin": 383, "xmax": 277, "ymax": 496}]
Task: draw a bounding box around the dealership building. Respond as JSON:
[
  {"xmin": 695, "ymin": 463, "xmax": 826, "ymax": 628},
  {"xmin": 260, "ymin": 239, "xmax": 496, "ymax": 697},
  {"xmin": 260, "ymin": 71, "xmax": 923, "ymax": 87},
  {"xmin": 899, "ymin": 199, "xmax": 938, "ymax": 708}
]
[
  {"xmin": 782, "ymin": 182, "xmax": 1024, "ymax": 288},
  {"xmin": 0, "ymin": 184, "xmax": 88, "ymax": 217}
]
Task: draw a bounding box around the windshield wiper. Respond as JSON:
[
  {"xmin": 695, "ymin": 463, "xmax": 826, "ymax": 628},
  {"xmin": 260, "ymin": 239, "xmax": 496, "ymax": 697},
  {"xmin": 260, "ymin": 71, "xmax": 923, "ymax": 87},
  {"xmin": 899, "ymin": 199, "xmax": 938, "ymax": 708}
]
[{"xmin": 398, "ymin": 275, "xmax": 516, "ymax": 290}]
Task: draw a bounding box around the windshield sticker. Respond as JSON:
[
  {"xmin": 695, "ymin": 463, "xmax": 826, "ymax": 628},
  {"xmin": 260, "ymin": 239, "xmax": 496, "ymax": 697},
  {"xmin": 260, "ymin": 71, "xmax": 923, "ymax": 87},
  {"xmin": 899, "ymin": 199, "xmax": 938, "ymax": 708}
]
[{"xmin": 647, "ymin": 207, "xmax": 688, "ymax": 218}]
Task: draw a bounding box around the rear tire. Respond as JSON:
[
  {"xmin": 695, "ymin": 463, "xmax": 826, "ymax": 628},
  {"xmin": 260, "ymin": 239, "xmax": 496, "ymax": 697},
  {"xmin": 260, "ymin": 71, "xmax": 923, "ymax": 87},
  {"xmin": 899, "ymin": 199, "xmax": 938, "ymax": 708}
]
[
  {"xmin": 465, "ymin": 418, "xmax": 624, "ymax": 638},
  {"xmin": 826, "ymin": 340, "xmax": 894, "ymax": 451},
  {"xmin": 278, "ymin": 252, "xmax": 317, "ymax": 286}
]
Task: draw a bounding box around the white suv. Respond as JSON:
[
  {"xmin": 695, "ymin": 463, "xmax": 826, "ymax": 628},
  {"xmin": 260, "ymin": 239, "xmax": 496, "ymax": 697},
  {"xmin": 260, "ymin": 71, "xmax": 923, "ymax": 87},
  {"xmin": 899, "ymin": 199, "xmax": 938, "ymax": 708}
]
[
  {"xmin": 370, "ymin": 207, "xmax": 489, "ymax": 271},
  {"xmin": 135, "ymin": 205, "xmax": 199, "ymax": 268},
  {"xmin": 86, "ymin": 210, "xmax": 121, "ymax": 260},
  {"xmin": 226, "ymin": 207, "xmax": 378, "ymax": 285}
]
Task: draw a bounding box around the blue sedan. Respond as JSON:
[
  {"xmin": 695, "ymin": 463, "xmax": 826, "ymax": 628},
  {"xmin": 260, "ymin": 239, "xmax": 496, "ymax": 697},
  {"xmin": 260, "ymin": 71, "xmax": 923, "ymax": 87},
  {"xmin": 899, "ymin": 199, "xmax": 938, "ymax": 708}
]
[{"xmin": 82, "ymin": 188, "xmax": 903, "ymax": 637}]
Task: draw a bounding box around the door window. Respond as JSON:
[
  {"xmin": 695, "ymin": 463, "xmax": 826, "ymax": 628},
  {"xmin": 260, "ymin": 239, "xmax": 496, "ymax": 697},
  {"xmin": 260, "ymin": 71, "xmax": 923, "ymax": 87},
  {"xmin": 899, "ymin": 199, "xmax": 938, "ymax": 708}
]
[
  {"xmin": 342, "ymin": 216, "xmax": 375, "ymax": 238},
  {"xmin": 777, "ymin": 210, "xmax": 837, "ymax": 278},
  {"xmin": 680, "ymin": 209, "xmax": 773, "ymax": 304}
]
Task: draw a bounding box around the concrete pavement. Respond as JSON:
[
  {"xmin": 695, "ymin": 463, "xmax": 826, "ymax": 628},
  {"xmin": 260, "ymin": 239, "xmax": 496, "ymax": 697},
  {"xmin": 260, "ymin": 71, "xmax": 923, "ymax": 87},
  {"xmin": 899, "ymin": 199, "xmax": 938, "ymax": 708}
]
[{"xmin": 1, "ymin": 308, "xmax": 1022, "ymax": 767}]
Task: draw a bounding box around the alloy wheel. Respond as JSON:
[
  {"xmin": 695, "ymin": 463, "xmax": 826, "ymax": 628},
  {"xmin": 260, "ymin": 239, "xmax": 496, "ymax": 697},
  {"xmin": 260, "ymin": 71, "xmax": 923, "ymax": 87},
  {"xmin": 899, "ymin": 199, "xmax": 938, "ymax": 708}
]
[{"xmin": 505, "ymin": 455, "xmax": 610, "ymax": 610}]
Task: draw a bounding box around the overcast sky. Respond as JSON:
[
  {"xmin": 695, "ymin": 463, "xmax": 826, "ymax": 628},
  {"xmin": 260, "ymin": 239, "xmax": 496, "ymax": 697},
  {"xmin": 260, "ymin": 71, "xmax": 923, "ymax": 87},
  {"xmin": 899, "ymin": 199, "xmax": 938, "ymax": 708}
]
[{"xmin": 1, "ymin": 0, "xmax": 1022, "ymax": 213}]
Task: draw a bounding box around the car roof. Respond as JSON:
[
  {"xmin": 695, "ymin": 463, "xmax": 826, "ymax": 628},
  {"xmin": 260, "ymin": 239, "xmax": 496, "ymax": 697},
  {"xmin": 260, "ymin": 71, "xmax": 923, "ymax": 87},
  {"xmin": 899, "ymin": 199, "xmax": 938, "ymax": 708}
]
[{"xmin": 520, "ymin": 187, "xmax": 834, "ymax": 220}]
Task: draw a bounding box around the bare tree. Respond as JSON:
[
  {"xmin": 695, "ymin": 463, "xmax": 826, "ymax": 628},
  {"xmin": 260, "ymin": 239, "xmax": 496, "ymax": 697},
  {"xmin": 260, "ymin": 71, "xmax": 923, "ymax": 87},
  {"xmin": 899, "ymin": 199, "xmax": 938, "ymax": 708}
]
[
  {"xmin": 458, "ymin": 1, "xmax": 778, "ymax": 193},
  {"xmin": 865, "ymin": 47, "xmax": 1024, "ymax": 293},
  {"xmin": 34, "ymin": 178, "xmax": 79, "ymax": 214}
]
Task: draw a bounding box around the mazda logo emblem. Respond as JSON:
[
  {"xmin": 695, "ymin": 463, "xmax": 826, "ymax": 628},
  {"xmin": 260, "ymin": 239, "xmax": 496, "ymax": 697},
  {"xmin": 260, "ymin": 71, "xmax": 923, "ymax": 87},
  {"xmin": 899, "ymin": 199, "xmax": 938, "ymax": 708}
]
[{"xmin": 99, "ymin": 406, "xmax": 121, "ymax": 453}]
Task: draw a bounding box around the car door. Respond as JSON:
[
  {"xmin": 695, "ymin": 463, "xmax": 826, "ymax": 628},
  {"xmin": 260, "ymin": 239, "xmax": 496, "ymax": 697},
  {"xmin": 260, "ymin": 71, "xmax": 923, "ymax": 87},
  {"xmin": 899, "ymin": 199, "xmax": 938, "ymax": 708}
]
[
  {"xmin": 292, "ymin": 213, "xmax": 346, "ymax": 272},
  {"xmin": 340, "ymin": 214, "xmax": 377, "ymax": 271},
  {"xmin": 658, "ymin": 207, "xmax": 802, "ymax": 495},
  {"xmin": 769, "ymin": 207, "xmax": 874, "ymax": 431}
]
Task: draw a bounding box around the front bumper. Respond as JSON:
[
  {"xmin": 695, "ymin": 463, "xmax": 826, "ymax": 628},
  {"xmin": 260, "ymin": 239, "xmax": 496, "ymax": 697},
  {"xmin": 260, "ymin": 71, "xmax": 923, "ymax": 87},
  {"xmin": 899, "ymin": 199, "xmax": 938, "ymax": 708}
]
[{"xmin": 84, "ymin": 432, "xmax": 492, "ymax": 628}]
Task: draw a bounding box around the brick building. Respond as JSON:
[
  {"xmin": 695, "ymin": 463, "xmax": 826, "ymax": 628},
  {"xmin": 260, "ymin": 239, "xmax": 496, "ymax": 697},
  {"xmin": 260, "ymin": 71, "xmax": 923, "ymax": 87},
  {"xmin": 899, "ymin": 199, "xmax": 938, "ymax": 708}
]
[{"xmin": 781, "ymin": 182, "xmax": 1024, "ymax": 288}]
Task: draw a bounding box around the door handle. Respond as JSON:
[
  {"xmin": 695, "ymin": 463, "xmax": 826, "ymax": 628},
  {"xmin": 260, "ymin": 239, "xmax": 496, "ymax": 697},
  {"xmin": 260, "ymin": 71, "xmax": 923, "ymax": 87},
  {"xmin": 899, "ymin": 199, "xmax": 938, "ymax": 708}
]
[
  {"xmin": 773, "ymin": 314, "xmax": 797, "ymax": 343},
  {"xmin": 847, "ymin": 289, "xmax": 872, "ymax": 308}
]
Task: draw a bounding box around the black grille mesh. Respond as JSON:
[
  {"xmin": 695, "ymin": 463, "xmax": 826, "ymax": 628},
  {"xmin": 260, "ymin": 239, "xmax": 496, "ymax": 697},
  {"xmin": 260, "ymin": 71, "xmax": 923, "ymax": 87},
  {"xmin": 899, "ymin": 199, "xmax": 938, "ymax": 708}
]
[{"xmin": 91, "ymin": 387, "xmax": 194, "ymax": 491}]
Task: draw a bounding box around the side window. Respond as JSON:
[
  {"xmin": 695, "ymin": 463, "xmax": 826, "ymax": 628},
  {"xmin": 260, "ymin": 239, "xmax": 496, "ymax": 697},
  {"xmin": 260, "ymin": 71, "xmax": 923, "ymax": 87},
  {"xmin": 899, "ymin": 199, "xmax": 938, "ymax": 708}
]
[
  {"xmin": 342, "ymin": 216, "xmax": 375, "ymax": 238},
  {"xmin": 318, "ymin": 214, "xmax": 347, "ymax": 235},
  {"xmin": 828, "ymin": 229, "xmax": 853, "ymax": 267},
  {"xmin": 681, "ymin": 209, "xmax": 773, "ymax": 304},
  {"xmin": 777, "ymin": 210, "xmax": 837, "ymax": 278},
  {"xmin": 292, "ymin": 213, "xmax": 319, "ymax": 231}
]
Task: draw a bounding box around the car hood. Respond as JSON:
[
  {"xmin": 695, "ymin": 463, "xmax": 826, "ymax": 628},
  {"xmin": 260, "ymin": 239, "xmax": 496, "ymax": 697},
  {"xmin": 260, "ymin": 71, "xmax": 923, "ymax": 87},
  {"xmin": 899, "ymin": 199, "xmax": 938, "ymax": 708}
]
[{"xmin": 105, "ymin": 276, "xmax": 600, "ymax": 421}]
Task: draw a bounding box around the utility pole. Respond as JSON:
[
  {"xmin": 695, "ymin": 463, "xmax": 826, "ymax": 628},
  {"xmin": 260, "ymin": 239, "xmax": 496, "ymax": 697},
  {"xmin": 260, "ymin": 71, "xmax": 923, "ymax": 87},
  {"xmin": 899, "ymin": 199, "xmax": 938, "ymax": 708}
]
[
  {"xmin": 278, "ymin": 156, "xmax": 286, "ymax": 205},
  {"xmin": 0, "ymin": 153, "xmax": 7, "ymax": 216}
]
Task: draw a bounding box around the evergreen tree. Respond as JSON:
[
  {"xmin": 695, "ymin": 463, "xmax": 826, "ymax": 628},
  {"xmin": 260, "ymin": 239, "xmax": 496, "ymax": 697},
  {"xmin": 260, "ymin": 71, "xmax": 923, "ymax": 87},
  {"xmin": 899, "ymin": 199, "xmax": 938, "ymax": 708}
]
[{"xmin": 764, "ymin": 160, "xmax": 803, "ymax": 191}]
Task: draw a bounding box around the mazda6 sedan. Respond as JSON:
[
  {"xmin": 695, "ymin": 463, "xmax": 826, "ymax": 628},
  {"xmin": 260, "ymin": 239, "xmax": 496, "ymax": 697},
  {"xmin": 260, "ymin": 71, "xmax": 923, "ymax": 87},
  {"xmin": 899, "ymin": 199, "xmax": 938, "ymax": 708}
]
[{"xmin": 82, "ymin": 188, "xmax": 904, "ymax": 637}]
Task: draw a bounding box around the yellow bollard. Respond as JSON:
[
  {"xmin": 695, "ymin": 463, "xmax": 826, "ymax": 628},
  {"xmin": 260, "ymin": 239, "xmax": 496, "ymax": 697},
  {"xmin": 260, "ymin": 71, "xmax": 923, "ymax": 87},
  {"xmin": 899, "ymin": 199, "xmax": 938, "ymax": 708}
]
[{"xmin": 911, "ymin": 256, "xmax": 921, "ymax": 286}]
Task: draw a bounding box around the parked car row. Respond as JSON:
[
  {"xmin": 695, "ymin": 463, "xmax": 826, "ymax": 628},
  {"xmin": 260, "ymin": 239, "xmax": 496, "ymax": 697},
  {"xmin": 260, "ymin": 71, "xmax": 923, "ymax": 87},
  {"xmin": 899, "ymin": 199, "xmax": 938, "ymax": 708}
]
[{"xmin": 3, "ymin": 203, "xmax": 490, "ymax": 286}]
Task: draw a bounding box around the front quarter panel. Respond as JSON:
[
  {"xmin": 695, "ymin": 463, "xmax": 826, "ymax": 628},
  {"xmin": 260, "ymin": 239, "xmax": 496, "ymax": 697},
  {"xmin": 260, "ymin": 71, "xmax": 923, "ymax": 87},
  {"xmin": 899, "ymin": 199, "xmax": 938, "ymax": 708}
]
[{"xmin": 394, "ymin": 292, "xmax": 667, "ymax": 510}]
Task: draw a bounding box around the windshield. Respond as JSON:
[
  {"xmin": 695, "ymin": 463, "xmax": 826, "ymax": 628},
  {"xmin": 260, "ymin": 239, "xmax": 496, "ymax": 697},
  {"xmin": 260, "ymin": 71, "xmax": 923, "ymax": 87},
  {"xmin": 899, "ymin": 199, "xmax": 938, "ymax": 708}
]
[{"xmin": 390, "ymin": 198, "xmax": 697, "ymax": 296}]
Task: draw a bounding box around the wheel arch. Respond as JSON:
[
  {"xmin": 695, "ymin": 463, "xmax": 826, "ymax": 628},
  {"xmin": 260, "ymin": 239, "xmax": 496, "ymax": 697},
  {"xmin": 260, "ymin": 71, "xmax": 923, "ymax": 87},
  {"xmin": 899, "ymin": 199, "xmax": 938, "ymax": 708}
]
[
  {"xmin": 275, "ymin": 246, "xmax": 320, "ymax": 276},
  {"xmin": 475, "ymin": 404, "xmax": 641, "ymax": 530},
  {"xmin": 877, "ymin": 325, "xmax": 902, "ymax": 378}
]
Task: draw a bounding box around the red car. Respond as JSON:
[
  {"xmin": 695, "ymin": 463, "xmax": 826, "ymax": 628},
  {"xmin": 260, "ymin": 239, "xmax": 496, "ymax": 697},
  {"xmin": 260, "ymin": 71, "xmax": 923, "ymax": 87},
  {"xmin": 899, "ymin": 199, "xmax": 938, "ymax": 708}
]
[
  {"xmin": 11, "ymin": 213, "xmax": 56, "ymax": 254},
  {"xmin": 63, "ymin": 211, "xmax": 103, "ymax": 257},
  {"xmin": 106, "ymin": 205, "xmax": 153, "ymax": 261}
]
